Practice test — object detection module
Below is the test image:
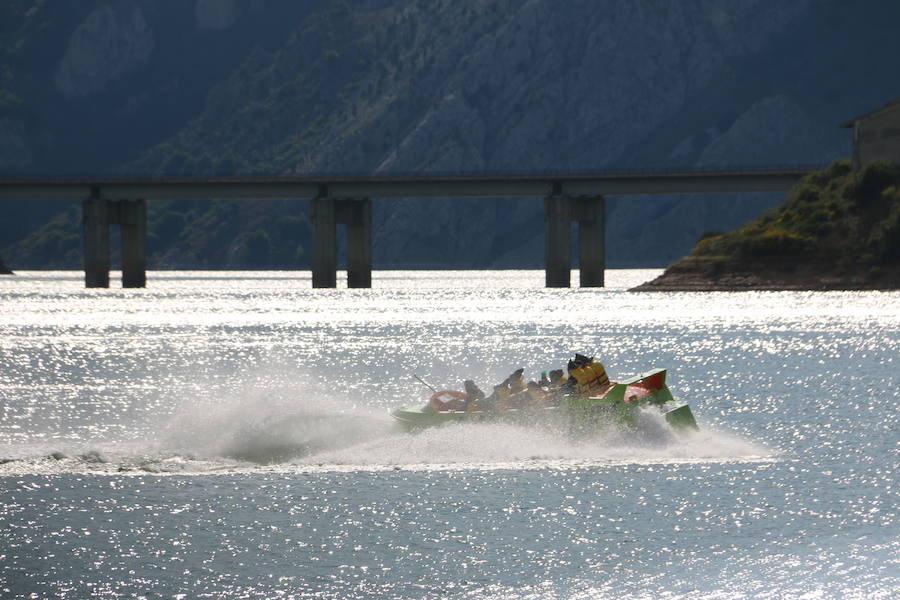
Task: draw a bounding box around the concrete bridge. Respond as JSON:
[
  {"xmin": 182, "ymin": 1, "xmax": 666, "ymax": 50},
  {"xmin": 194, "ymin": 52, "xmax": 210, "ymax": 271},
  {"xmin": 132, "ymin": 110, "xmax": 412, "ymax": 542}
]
[{"xmin": 0, "ymin": 168, "xmax": 813, "ymax": 288}]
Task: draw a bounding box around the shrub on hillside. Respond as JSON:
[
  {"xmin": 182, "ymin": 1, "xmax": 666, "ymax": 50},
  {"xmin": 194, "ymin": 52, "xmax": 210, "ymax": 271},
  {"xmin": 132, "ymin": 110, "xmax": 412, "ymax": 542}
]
[
  {"xmin": 844, "ymin": 162, "xmax": 900, "ymax": 206},
  {"xmin": 868, "ymin": 188, "xmax": 900, "ymax": 262},
  {"xmin": 737, "ymin": 227, "xmax": 814, "ymax": 257},
  {"xmin": 685, "ymin": 158, "xmax": 900, "ymax": 267}
]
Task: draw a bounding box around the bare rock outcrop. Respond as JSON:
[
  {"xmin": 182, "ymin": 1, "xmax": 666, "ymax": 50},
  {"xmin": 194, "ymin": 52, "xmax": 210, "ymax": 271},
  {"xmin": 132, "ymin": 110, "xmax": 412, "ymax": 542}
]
[
  {"xmin": 195, "ymin": 0, "xmax": 238, "ymax": 32},
  {"xmin": 696, "ymin": 95, "xmax": 846, "ymax": 167},
  {"xmin": 55, "ymin": 0, "xmax": 155, "ymax": 98},
  {"xmin": 0, "ymin": 119, "xmax": 32, "ymax": 169},
  {"xmin": 291, "ymin": 0, "xmax": 815, "ymax": 267},
  {"xmin": 14, "ymin": 0, "xmax": 893, "ymax": 270}
]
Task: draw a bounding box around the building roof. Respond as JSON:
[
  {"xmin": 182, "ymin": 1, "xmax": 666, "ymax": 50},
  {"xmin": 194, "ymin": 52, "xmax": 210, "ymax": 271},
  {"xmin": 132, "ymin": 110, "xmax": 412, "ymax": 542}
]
[{"xmin": 841, "ymin": 97, "xmax": 900, "ymax": 128}]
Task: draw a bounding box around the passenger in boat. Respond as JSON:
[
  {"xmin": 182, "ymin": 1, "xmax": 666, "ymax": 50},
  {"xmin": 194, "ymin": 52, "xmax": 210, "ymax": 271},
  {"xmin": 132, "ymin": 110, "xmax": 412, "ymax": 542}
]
[
  {"xmin": 491, "ymin": 380, "xmax": 512, "ymax": 410},
  {"xmin": 508, "ymin": 368, "xmax": 526, "ymax": 393},
  {"xmin": 565, "ymin": 354, "xmax": 594, "ymax": 388},
  {"xmin": 567, "ymin": 354, "xmax": 591, "ymax": 370},
  {"xmin": 567, "ymin": 354, "xmax": 610, "ymax": 395},
  {"xmin": 474, "ymin": 367, "xmax": 543, "ymax": 411},
  {"xmin": 463, "ymin": 379, "xmax": 485, "ymax": 411},
  {"xmin": 507, "ymin": 368, "xmax": 531, "ymax": 409},
  {"xmin": 548, "ymin": 369, "xmax": 565, "ymax": 387},
  {"xmin": 495, "ymin": 383, "xmax": 508, "ymax": 408},
  {"xmin": 540, "ymin": 369, "xmax": 565, "ymax": 406},
  {"xmin": 526, "ymin": 380, "xmax": 546, "ymax": 407},
  {"xmin": 478, "ymin": 393, "xmax": 496, "ymax": 412}
]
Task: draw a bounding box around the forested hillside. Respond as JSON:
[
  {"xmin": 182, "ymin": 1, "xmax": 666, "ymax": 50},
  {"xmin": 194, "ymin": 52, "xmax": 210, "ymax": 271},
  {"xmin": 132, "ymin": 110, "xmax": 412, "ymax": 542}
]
[
  {"xmin": 3, "ymin": 0, "xmax": 900, "ymax": 270},
  {"xmin": 633, "ymin": 160, "xmax": 900, "ymax": 290}
]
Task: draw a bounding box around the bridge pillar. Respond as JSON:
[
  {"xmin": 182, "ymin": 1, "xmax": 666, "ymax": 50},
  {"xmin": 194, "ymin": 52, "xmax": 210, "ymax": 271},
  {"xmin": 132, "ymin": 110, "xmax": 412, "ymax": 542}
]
[
  {"xmin": 343, "ymin": 198, "xmax": 372, "ymax": 288},
  {"xmin": 119, "ymin": 199, "xmax": 147, "ymax": 288},
  {"xmin": 575, "ymin": 195, "xmax": 605, "ymax": 287},
  {"xmin": 311, "ymin": 196, "xmax": 337, "ymax": 288},
  {"xmin": 544, "ymin": 194, "xmax": 571, "ymax": 287},
  {"xmin": 83, "ymin": 193, "xmax": 110, "ymax": 288},
  {"xmin": 312, "ymin": 196, "xmax": 373, "ymax": 288},
  {"xmin": 83, "ymin": 194, "xmax": 148, "ymax": 288},
  {"xmin": 544, "ymin": 194, "xmax": 606, "ymax": 288}
]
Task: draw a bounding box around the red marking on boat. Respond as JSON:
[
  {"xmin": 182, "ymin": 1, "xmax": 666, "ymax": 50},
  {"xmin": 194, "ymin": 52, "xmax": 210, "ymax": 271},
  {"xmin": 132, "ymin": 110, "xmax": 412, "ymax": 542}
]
[
  {"xmin": 624, "ymin": 384, "xmax": 652, "ymax": 403},
  {"xmin": 429, "ymin": 390, "xmax": 468, "ymax": 412},
  {"xmin": 636, "ymin": 371, "xmax": 665, "ymax": 391}
]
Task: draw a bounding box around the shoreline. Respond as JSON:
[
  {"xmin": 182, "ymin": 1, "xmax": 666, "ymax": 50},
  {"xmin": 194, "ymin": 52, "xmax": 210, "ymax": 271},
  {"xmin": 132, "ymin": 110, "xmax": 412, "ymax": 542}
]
[{"xmin": 630, "ymin": 266, "xmax": 900, "ymax": 292}]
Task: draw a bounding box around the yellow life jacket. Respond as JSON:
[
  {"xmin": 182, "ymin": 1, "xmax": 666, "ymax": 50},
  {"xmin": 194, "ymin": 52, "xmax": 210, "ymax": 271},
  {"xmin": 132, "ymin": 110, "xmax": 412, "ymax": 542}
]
[{"xmin": 569, "ymin": 360, "xmax": 610, "ymax": 395}]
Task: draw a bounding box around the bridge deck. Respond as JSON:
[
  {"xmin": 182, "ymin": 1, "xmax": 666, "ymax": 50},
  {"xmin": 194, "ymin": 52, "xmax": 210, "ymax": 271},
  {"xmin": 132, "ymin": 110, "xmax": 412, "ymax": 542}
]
[
  {"xmin": 0, "ymin": 168, "xmax": 814, "ymax": 200},
  {"xmin": 0, "ymin": 167, "xmax": 817, "ymax": 289}
]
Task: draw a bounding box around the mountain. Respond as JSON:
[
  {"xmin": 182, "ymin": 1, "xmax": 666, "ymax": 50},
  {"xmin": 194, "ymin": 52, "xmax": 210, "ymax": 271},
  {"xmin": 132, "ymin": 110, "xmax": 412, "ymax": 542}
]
[
  {"xmin": 631, "ymin": 160, "xmax": 900, "ymax": 290},
  {"xmin": 2, "ymin": 0, "xmax": 900, "ymax": 270}
]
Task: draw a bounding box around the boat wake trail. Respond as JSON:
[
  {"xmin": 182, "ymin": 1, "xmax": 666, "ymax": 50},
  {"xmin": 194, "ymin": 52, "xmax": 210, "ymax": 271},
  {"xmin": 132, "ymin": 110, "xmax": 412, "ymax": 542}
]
[
  {"xmin": 160, "ymin": 387, "xmax": 397, "ymax": 466},
  {"xmin": 293, "ymin": 407, "xmax": 772, "ymax": 471},
  {"xmin": 0, "ymin": 394, "xmax": 771, "ymax": 475}
]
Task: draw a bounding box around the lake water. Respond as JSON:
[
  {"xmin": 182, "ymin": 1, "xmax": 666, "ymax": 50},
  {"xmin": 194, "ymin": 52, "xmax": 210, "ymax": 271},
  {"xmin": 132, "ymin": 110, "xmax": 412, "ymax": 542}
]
[{"xmin": 1, "ymin": 270, "xmax": 897, "ymax": 599}]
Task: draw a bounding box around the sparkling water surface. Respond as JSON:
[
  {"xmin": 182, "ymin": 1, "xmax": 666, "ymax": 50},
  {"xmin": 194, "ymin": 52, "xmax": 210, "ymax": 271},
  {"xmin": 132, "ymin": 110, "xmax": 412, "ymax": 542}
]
[{"xmin": 1, "ymin": 270, "xmax": 897, "ymax": 599}]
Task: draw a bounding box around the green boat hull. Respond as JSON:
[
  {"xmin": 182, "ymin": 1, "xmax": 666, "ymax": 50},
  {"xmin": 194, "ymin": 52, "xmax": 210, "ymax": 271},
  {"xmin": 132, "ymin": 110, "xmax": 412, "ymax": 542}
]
[{"xmin": 391, "ymin": 368, "xmax": 698, "ymax": 434}]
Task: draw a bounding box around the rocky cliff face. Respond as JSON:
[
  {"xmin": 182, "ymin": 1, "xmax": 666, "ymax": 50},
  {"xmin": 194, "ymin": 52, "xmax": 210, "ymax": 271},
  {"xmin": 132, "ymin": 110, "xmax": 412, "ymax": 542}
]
[
  {"xmin": 304, "ymin": 0, "xmax": 832, "ymax": 267},
  {"xmin": 194, "ymin": 0, "xmax": 238, "ymax": 31},
  {"xmin": 54, "ymin": 0, "xmax": 154, "ymax": 98},
  {"xmin": 0, "ymin": 118, "xmax": 31, "ymax": 168},
  {"xmin": 3, "ymin": 0, "xmax": 900, "ymax": 269}
]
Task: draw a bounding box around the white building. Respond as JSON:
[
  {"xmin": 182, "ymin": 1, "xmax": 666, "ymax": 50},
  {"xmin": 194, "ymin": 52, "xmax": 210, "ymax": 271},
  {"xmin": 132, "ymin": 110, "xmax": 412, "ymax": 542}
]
[{"xmin": 841, "ymin": 98, "xmax": 900, "ymax": 169}]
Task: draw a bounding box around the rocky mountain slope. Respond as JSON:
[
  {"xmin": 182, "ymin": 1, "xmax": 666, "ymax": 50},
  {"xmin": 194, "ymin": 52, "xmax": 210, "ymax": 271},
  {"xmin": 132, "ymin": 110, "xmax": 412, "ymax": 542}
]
[{"xmin": 2, "ymin": 0, "xmax": 900, "ymax": 269}]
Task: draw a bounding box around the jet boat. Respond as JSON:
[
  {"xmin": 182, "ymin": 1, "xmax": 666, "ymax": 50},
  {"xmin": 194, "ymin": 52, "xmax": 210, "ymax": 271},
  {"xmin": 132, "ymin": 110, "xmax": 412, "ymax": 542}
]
[{"xmin": 391, "ymin": 367, "xmax": 698, "ymax": 433}]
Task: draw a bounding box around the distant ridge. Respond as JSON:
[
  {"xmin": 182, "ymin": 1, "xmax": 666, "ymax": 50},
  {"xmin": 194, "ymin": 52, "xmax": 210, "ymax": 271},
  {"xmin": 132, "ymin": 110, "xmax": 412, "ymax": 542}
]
[
  {"xmin": 5, "ymin": 1, "xmax": 900, "ymax": 269},
  {"xmin": 631, "ymin": 160, "xmax": 900, "ymax": 291}
]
